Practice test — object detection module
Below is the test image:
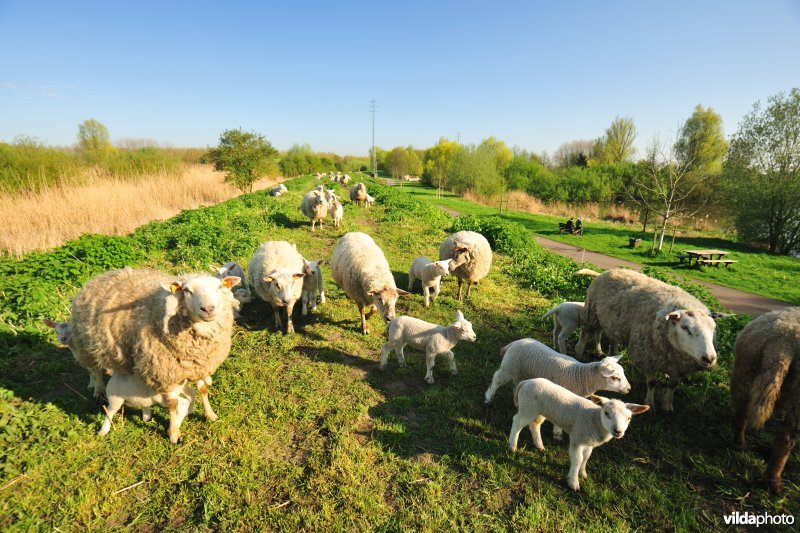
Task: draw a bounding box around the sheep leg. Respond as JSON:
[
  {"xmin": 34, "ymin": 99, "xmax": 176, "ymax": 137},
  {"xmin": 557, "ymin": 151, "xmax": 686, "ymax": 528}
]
[
  {"xmin": 407, "ymin": 271, "xmax": 415, "ymax": 292},
  {"xmin": 359, "ymin": 305, "xmax": 369, "ymax": 335},
  {"xmin": 301, "ymin": 292, "xmax": 309, "ymax": 316},
  {"xmin": 98, "ymin": 395, "xmax": 125, "ymax": 436},
  {"xmin": 552, "ymin": 321, "xmax": 561, "ymax": 351},
  {"xmin": 484, "ymin": 369, "xmax": 509, "ymax": 404},
  {"xmin": 166, "ymin": 389, "xmax": 190, "ymax": 444},
  {"xmin": 423, "ymin": 286, "xmax": 430, "ymax": 307},
  {"xmin": 142, "ymin": 407, "xmax": 152, "ymax": 422},
  {"xmin": 553, "ymin": 425, "xmax": 564, "ymax": 443},
  {"xmin": 733, "ymin": 410, "xmax": 748, "ymax": 450},
  {"xmin": 765, "ymin": 428, "xmax": 795, "ymax": 494},
  {"xmin": 663, "ymin": 377, "xmax": 680, "ymax": 412},
  {"xmin": 456, "ymin": 278, "xmax": 464, "ymax": 301},
  {"xmin": 285, "ymin": 300, "xmax": 296, "ymax": 334},
  {"xmin": 182, "ymin": 383, "xmax": 197, "ymax": 415},
  {"xmin": 567, "ymin": 444, "xmax": 584, "ymax": 490},
  {"xmin": 575, "ymin": 331, "xmax": 590, "ymax": 360},
  {"xmin": 580, "ymin": 447, "xmax": 593, "ymax": 479},
  {"xmin": 466, "ymin": 282, "xmax": 474, "ymax": 299},
  {"xmin": 447, "ymin": 350, "xmax": 458, "ymax": 375},
  {"xmin": 273, "ymin": 304, "xmax": 283, "ymax": 330},
  {"xmin": 529, "ymin": 416, "xmax": 546, "ymax": 450},
  {"xmin": 424, "ymin": 351, "xmax": 437, "ymax": 384},
  {"xmin": 197, "ymin": 379, "xmax": 218, "ymax": 421},
  {"xmin": 644, "ymin": 373, "xmax": 657, "ymax": 410},
  {"xmin": 557, "ymin": 329, "xmax": 569, "ymax": 355},
  {"xmin": 509, "ymin": 412, "xmax": 533, "ymax": 452},
  {"xmin": 396, "ymin": 344, "xmax": 406, "ymax": 367},
  {"xmin": 431, "ymin": 283, "xmax": 440, "ymax": 304},
  {"xmin": 319, "ymin": 287, "xmax": 325, "ymax": 305},
  {"xmin": 379, "ymin": 341, "xmax": 392, "ymax": 369},
  {"xmin": 91, "ymin": 366, "xmax": 106, "ymax": 400}
]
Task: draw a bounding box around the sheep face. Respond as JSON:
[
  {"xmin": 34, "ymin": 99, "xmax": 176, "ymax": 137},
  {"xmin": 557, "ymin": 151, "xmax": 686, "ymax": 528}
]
[
  {"xmin": 665, "ymin": 310, "xmax": 718, "ymax": 368},
  {"xmin": 164, "ymin": 276, "xmax": 241, "ymax": 322},
  {"xmin": 599, "ymin": 355, "xmax": 631, "ymax": 394},
  {"xmin": 452, "ymin": 310, "xmax": 477, "ymax": 342},
  {"xmin": 368, "ymin": 287, "xmax": 409, "ymax": 323},
  {"xmin": 449, "ymin": 246, "xmax": 471, "ymax": 271},
  {"xmin": 591, "ymin": 397, "xmax": 649, "ymax": 439},
  {"xmin": 434, "ymin": 259, "xmax": 451, "ymax": 278},
  {"xmin": 44, "ymin": 318, "xmax": 71, "ymax": 345},
  {"xmin": 264, "ymin": 271, "xmax": 305, "ymax": 306}
]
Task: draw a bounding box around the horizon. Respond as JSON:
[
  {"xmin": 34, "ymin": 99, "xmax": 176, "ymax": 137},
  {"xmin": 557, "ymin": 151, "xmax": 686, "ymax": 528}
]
[{"xmin": 1, "ymin": 1, "xmax": 799, "ymax": 157}]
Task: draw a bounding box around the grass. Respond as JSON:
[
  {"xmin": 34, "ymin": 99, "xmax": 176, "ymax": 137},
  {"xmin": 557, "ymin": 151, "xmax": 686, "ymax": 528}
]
[
  {"xmin": 398, "ymin": 183, "xmax": 800, "ymax": 305},
  {"xmin": 0, "ymin": 175, "xmax": 797, "ymax": 530}
]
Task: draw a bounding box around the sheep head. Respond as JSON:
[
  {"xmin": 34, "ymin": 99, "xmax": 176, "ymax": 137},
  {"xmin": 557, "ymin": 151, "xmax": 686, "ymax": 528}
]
[
  {"xmin": 162, "ymin": 275, "xmax": 241, "ymax": 323},
  {"xmin": 449, "ymin": 244, "xmax": 471, "ymax": 270},
  {"xmin": 368, "ymin": 286, "xmax": 410, "ymax": 323},
  {"xmin": 44, "ymin": 318, "xmax": 71, "ymax": 345},
  {"xmin": 433, "ymin": 259, "xmax": 451, "ymax": 277},
  {"xmin": 451, "ymin": 310, "xmax": 477, "ymax": 342},
  {"xmin": 664, "ymin": 309, "xmax": 717, "ymax": 368},
  {"xmin": 598, "ymin": 355, "xmax": 631, "ymax": 394},
  {"xmin": 589, "ymin": 396, "xmax": 649, "ymax": 439},
  {"xmin": 263, "ymin": 271, "xmax": 305, "ymax": 306}
]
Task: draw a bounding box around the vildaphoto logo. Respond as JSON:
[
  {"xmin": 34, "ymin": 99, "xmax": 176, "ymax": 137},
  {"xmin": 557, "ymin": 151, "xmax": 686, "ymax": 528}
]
[{"xmin": 724, "ymin": 511, "xmax": 795, "ymax": 527}]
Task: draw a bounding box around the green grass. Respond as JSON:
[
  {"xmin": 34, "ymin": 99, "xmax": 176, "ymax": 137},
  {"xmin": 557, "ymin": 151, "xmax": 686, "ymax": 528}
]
[
  {"xmin": 0, "ymin": 175, "xmax": 797, "ymax": 530},
  {"xmin": 398, "ymin": 183, "xmax": 800, "ymax": 305}
]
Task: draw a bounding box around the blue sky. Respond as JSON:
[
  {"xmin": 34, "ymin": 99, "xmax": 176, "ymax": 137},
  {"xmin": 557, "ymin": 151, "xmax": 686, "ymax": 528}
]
[{"xmin": 1, "ymin": 0, "xmax": 798, "ymax": 156}]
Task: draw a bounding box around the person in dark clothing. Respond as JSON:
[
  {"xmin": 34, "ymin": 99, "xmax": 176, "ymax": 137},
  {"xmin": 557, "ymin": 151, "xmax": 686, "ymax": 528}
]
[
  {"xmin": 574, "ymin": 217, "xmax": 583, "ymax": 235},
  {"xmin": 565, "ymin": 217, "xmax": 574, "ymax": 233}
]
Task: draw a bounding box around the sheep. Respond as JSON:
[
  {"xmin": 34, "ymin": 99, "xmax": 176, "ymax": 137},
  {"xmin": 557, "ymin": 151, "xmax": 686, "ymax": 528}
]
[
  {"xmin": 301, "ymin": 259, "xmax": 326, "ymax": 315},
  {"xmin": 270, "ymin": 184, "xmax": 288, "ymax": 196},
  {"xmin": 330, "ymin": 232, "xmax": 409, "ymax": 334},
  {"xmin": 407, "ymin": 257, "xmax": 451, "ymax": 307},
  {"xmin": 575, "ymin": 268, "xmax": 725, "ymax": 412},
  {"xmin": 509, "ymin": 378, "xmax": 649, "ymax": 490},
  {"xmin": 323, "ymin": 189, "xmax": 337, "ymax": 203},
  {"xmin": 69, "ymin": 268, "xmax": 240, "ymax": 442},
  {"xmin": 542, "ymin": 301, "xmax": 601, "ymax": 355},
  {"xmin": 381, "ymin": 310, "xmax": 477, "ymax": 384},
  {"xmin": 484, "ymin": 338, "xmax": 631, "ymax": 441},
  {"xmin": 248, "ymin": 241, "xmax": 307, "ymax": 334},
  {"xmin": 365, "ymin": 194, "xmax": 376, "ymax": 208},
  {"xmin": 340, "ymin": 174, "xmax": 351, "ymax": 185},
  {"xmin": 349, "ymin": 182, "xmax": 368, "ymax": 207},
  {"xmin": 731, "ymin": 307, "xmax": 800, "ymax": 494},
  {"xmin": 300, "ymin": 189, "xmax": 329, "ymax": 231},
  {"xmin": 438, "ymin": 230, "xmax": 492, "ymax": 301},
  {"xmin": 210, "ymin": 262, "xmax": 253, "ymax": 316},
  {"xmin": 329, "ymin": 196, "xmax": 343, "ymax": 228},
  {"xmin": 44, "ymin": 318, "xmax": 71, "ymax": 345}
]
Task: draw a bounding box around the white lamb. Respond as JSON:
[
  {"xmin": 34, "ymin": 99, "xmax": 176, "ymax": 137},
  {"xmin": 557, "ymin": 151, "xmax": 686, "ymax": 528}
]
[
  {"xmin": 44, "ymin": 318, "xmax": 72, "ymax": 345},
  {"xmin": 270, "ymin": 184, "xmax": 288, "ymax": 196},
  {"xmin": 381, "ymin": 310, "xmax": 477, "ymax": 384},
  {"xmin": 329, "ymin": 197, "xmax": 343, "ymax": 228},
  {"xmin": 365, "ymin": 194, "xmax": 376, "ymax": 208},
  {"xmin": 301, "ymin": 259, "xmax": 326, "ymax": 315},
  {"xmin": 542, "ymin": 302, "xmax": 601, "ymax": 355},
  {"xmin": 407, "ymin": 257, "xmax": 451, "ymax": 307},
  {"xmin": 509, "ymin": 378, "xmax": 649, "ymax": 491},
  {"xmin": 484, "ymin": 338, "xmax": 631, "ymax": 441},
  {"xmin": 210, "ymin": 261, "xmax": 253, "ymax": 314}
]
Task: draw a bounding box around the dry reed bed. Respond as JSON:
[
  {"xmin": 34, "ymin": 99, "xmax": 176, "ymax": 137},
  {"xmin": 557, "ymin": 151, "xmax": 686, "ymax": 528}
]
[{"xmin": 0, "ymin": 164, "xmax": 280, "ymax": 256}]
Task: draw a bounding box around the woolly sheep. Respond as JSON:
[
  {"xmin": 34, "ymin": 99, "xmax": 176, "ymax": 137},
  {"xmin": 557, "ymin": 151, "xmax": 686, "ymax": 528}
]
[
  {"xmin": 509, "ymin": 378, "xmax": 649, "ymax": 490},
  {"xmin": 44, "ymin": 318, "xmax": 71, "ymax": 345},
  {"xmin": 340, "ymin": 174, "xmax": 351, "ymax": 185},
  {"xmin": 248, "ymin": 241, "xmax": 307, "ymax": 334},
  {"xmin": 407, "ymin": 257, "xmax": 451, "ymax": 307},
  {"xmin": 576, "ymin": 268, "xmax": 724, "ymax": 412},
  {"xmin": 330, "ymin": 232, "xmax": 409, "ymax": 334},
  {"xmin": 349, "ymin": 182, "xmax": 368, "ymax": 207},
  {"xmin": 485, "ymin": 338, "xmax": 631, "ymax": 441},
  {"xmin": 381, "ymin": 310, "xmax": 477, "ymax": 384},
  {"xmin": 329, "ymin": 196, "xmax": 343, "ymax": 228},
  {"xmin": 301, "ymin": 259, "xmax": 326, "ymax": 315},
  {"xmin": 210, "ymin": 262, "xmax": 253, "ymax": 316},
  {"xmin": 70, "ymin": 268, "xmax": 240, "ymax": 442},
  {"xmin": 731, "ymin": 307, "xmax": 800, "ymax": 494},
  {"xmin": 300, "ymin": 189, "xmax": 329, "ymax": 231},
  {"xmin": 365, "ymin": 194, "xmax": 376, "ymax": 208},
  {"xmin": 438, "ymin": 231, "xmax": 492, "ymax": 301},
  {"xmin": 270, "ymin": 184, "xmax": 288, "ymax": 196},
  {"xmin": 542, "ymin": 301, "xmax": 601, "ymax": 355}
]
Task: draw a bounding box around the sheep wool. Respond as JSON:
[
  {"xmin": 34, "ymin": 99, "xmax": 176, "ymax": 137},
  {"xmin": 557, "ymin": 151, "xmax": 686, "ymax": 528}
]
[
  {"xmin": 349, "ymin": 182, "xmax": 368, "ymax": 206},
  {"xmin": 248, "ymin": 241, "xmax": 306, "ymax": 333},
  {"xmin": 300, "ymin": 189, "xmax": 329, "ymax": 231},
  {"xmin": 438, "ymin": 230, "xmax": 492, "ymax": 300}
]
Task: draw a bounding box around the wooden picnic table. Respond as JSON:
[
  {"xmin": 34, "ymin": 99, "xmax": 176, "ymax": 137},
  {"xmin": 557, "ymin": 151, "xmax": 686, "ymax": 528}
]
[{"xmin": 683, "ymin": 250, "xmax": 738, "ymax": 268}]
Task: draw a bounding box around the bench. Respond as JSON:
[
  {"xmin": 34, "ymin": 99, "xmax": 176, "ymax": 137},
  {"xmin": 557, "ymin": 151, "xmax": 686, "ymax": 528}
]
[
  {"xmin": 559, "ymin": 223, "xmax": 583, "ymax": 235},
  {"xmin": 698, "ymin": 259, "xmax": 738, "ymax": 269},
  {"xmin": 677, "ymin": 253, "xmax": 690, "ymax": 263}
]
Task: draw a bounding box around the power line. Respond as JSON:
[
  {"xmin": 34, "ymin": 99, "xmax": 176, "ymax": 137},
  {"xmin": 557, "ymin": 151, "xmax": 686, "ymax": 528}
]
[{"xmin": 370, "ymin": 99, "xmax": 378, "ymax": 178}]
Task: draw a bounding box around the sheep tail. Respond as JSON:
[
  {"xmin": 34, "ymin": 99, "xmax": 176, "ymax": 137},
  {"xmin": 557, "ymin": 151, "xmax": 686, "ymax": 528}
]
[
  {"xmin": 513, "ymin": 381, "xmax": 524, "ymax": 407},
  {"xmin": 747, "ymin": 347, "xmax": 794, "ymax": 429},
  {"xmin": 541, "ymin": 308, "xmax": 557, "ymax": 320},
  {"xmin": 498, "ymin": 342, "xmax": 511, "ymax": 359},
  {"xmin": 576, "ymin": 268, "xmax": 600, "ymax": 277}
]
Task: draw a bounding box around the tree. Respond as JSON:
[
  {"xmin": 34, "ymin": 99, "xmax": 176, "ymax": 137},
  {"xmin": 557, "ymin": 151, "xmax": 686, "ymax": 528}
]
[
  {"xmin": 405, "ymin": 146, "xmax": 423, "ymax": 177},
  {"xmin": 424, "ymin": 138, "xmax": 459, "ymax": 197},
  {"xmin": 208, "ymin": 129, "xmax": 277, "ymax": 193},
  {"xmin": 553, "ymin": 139, "xmax": 595, "ymax": 168},
  {"xmin": 675, "ymin": 105, "xmax": 728, "ymax": 175},
  {"xmin": 385, "ymin": 146, "xmax": 408, "ymax": 178},
  {"xmin": 448, "ymin": 143, "xmax": 503, "ymax": 196},
  {"xmin": 77, "ymin": 119, "xmax": 114, "ymax": 163},
  {"xmin": 479, "ymin": 136, "xmax": 513, "ymax": 175},
  {"xmin": 594, "ymin": 116, "xmax": 637, "ymax": 164},
  {"xmin": 723, "ymin": 88, "xmax": 800, "ymax": 254}
]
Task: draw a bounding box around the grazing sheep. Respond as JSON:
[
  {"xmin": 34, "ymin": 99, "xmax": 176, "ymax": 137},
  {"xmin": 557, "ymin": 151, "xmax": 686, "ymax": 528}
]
[
  {"xmin": 350, "ymin": 182, "xmax": 368, "ymax": 206},
  {"xmin": 575, "ymin": 268, "xmax": 724, "ymax": 412},
  {"xmin": 365, "ymin": 194, "xmax": 376, "ymax": 208},
  {"xmin": 485, "ymin": 338, "xmax": 631, "ymax": 441},
  {"xmin": 407, "ymin": 257, "xmax": 451, "ymax": 307},
  {"xmin": 300, "ymin": 190, "xmax": 329, "ymax": 231},
  {"xmin": 438, "ymin": 231, "xmax": 492, "ymax": 301},
  {"xmin": 381, "ymin": 310, "xmax": 477, "ymax": 384},
  {"xmin": 270, "ymin": 184, "xmax": 288, "ymax": 196},
  {"xmin": 329, "ymin": 197, "xmax": 344, "ymax": 228},
  {"xmin": 509, "ymin": 378, "xmax": 649, "ymax": 490},
  {"xmin": 70, "ymin": 268, "xmax": 240, "ymax": 442},
  {"xmin": 44, "ymin": 318, "xmax": 71, "ymax": 345},
  {"xmin": 330, "ymin": 232, "xmax": 409, "ymax": 334},
  {"xmin": 301, "ymin": 259, "xmax": 326, "ymax": 315},
  {"xmin": 731, "ymin": 307, "xmax": 800, "ymax": 493},
  {"xmin": 248, "ymin": 241, "xmax": 307, "ymax": 334},
  {"xmin": 210, "ymin": 261, "xmax": 252, "ymax": 316},
  {"xmin": 542, "ymin": 302, "xmax": 602, "ymax": 355}
]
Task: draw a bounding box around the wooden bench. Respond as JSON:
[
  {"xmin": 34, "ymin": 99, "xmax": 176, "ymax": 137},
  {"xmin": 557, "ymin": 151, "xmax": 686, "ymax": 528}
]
[
  {"xmin": 677, "ymin": 253, "xmax": 690, "ymax": 263},
  {"xmin": 698, "ymin": 259, "xmax": 738, "ymax": 268}
]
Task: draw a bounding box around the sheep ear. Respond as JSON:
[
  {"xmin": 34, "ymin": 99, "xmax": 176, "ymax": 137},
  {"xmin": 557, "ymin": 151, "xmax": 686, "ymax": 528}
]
[
  {"xmin": 611, "ymin": 354, "xmax": 623, "ymax": 362},
  {"xmin": 665, "ymin": 311, "xmax": 681, "ymax": 322},
  {"xmin": 455, "ymin": 310, "xmax": 464, "ymax": 321},
  {"xmin": 43, "ymin": 318, "xmax": 57, "ymax": 328},
  {"xmin": 367, "ymin": 289, "xmax": 378, "ymax": 296},
  {"xmin": 293, "ymin": 273, "xmax": 306, "ymax": 279},
  {"xmin": 395, "ymin": 288, "xmax": 410, "ymax": 296},
  {"xmin": 600, "ymin": 364, "xmax": 616, "ymax": 377},
  {"xmin": 161, "ymin": 281, "xmax": 182, "ymax": 294},
  {"xmin": 316, "ymin": 259, "xmax": 326, "ymax": 266},
  {"xmin": 209, "ymin": 264, "xmax": 220, "ymax": 274},
  {"xmin": 263, "ymin": 276, "xmax": 274, "ymax": 284},
  {"xmin": 221, "ymin": 276, "xmax": 241, "ymax": 289},
  {"xmin": 626, "ymin": 403, "xmax": 650, "ymax": 415},
  {"xmin": 589, "ymin": 395, "xmax": 609, "ymax": 406}
]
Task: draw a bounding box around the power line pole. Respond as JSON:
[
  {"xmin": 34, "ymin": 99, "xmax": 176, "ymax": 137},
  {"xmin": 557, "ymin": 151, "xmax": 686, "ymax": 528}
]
[
  {"xmin": 456, "ymin": 131, "xmax": 461, "ymax": 143},
  {"xmin": 370, "ymin": 99, "xmax": 378, "ymax": 178}
]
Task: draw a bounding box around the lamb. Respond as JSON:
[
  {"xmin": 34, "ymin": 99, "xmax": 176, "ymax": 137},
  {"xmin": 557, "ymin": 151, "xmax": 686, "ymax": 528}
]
[
  {"xmin": 381, "ymin": 310, "xmax": 477, "ymax": 384},
  {"xmin": 575, "ymin": 268, "xmax": 724, "ymax": 412},
  {"xmin": 300, "ymin": 189, "xmax": 329, "ymax": 231},
  {"xmin": 365, "ymin": 194, "xmax": 376, "ymax": 208},
  {"xmin": 329, "ymin": 196, "xmax": 343, "ymax": 228},
  {"xmin": 301, "ymin": 259, "xmax": 326, "ymax": 315},
  {"xmin": 323, "ymin": 189, "xmax": 337, "ymax": 203},
  {"xmin": 270, "ymin": 184, "xmax": 288, "ymax": 196},
  {"xmin": 69, "ymin": 268, "xmax": 240, "ymax": 442},
  {"xmin": 248, "ymin": 241, "xmax": 307, "ymax": 334},
  {"xmin": 484, "ymin": 338, "xmax": 631, "ymax": 441},
  {"xmin": 438, "ymin": 230, "xmax": 492, "ymax": 301},
  {"xmin": 509, "ymin": 378, "xmax": 649, "ymax": 490},
  {"xmin": 731, "ymin": 307, "xmax": 800, "ymax": 493},
  {"xmin": 349, "ymin": 182, "xmax": 368, "ymax": 207},
  {"xmin": 330, "ymin": 232, "xmax": 409, "ymax": 334},
  {"xmin": 542, "ymin": 301, "xmax": 600, "ymax": 355},
  {"xmin": 407, "ymin": 257, "xmax": 451, "ymax": 307},
  {"xmin": 210, "ymin": 261, "xmax": 253, "ymax": 316},
  {"xmin": 44, "ymin": 318, "xmax": 71, "ymax": 345}
]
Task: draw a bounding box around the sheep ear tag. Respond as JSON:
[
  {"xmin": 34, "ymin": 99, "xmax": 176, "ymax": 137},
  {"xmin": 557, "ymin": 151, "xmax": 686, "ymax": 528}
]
[
  {"xmin": 293, "ymin": 273, "xmax": 306, "ymax": 279},
  {"xmin": 222, "ymin": 276, "xmax": 241, "ymax": 289},
  {"xmin": 161, "ymin": 281, "xmax": 182, "ymax": 294}
]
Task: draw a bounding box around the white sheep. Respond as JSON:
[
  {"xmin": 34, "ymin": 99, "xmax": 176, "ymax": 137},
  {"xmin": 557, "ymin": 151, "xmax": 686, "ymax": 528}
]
[
  {"xmin": 541, "ymin": 302, "xmax": 602, "ymax": 355},
  {"xmin": 301, "ymin": 259, "xmax": 326, "ymax": 315},
  {"xmin": 365, "ymin": 194, "xmax": 376, "ymax": 208},
  {"xmin": 44, "ymin": 318, "xmax": 71, "ymax": 345},
  {"xmin": 323, "ymin": 189, "xmax": 337, "ymax": 204},
  {"xmin": 509, "ymin": 378, "xmax": 649, "ymax": 491},
  {"xmin": 70, "ymin": 268, "xmax": 240, "ymax": 442},
  {"xmin": 300, "ymin": 189, "xmax": 329, "ymax": 231},
  {"xmin": 576, "ymin": 268, "xmax": 724, "ymax": 412},
  {"xmin": 340, "ymin": 174, "xmax": 351, "ymax": 185},
  {"xmin": 248, "ymin": 241, "xmax": 307, "ymax": 333},
  {"xmin": 407, "ymin": 257, "xmax": 451, "ymax": 307},
  {"xmin": 210, "ymin": 261, "xmax": 253, "ymax": 316},
  {"xmin": 484, "ymin": 338, "xmax": 631, "ymax": 441},
  {"xmin": 314, "ymin": 184, "xmax": 324, "ymax": 191},
  {"xmin": 381, "ymin": 310, "xmax": 477, "ymax": 384},
  {"xmin": 439, "ymin": 231, "xmax": 492, "ymax": 301},
  {"xmin": 349, "ymin": 182, "xmax": 368, "ymax": 207},
  {"xmin": 329, "ymin": 197, "xmax": 343, "ymax": 228},
  {"xmin": 270, "ymin": 184, "xmax": 288, "ymax": 196},
  {"xmin": 330, "ymin": 232, "xmax": 409, "ymax": 334}
]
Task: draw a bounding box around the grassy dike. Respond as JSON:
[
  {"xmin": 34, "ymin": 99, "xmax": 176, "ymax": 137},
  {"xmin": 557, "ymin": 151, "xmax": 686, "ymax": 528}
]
[{"xmin": 0, "ymin": 175, "xmax": 795, "ymax": 530}]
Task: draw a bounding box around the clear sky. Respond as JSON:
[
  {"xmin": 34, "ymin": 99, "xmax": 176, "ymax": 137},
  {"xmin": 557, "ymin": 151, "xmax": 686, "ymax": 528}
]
[{"xmin": 1, "ymin": 0, "xmax": 799, "ymax": 156}]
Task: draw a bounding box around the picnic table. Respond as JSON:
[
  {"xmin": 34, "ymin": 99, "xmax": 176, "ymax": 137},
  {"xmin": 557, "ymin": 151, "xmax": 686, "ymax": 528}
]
[{"xmin": 681, "ymin": 250, "xmax": 738, "ymax": 268}]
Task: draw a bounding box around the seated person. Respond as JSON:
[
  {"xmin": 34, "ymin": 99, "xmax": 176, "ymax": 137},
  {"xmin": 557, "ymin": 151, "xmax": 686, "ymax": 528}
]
[
  {"xmin": 564, "ymin": 217, "xmax": 574, "ymax": 233},
  {"xmin": 574, "ymin": 217, "xmax": 583, "ymax": 235}
]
